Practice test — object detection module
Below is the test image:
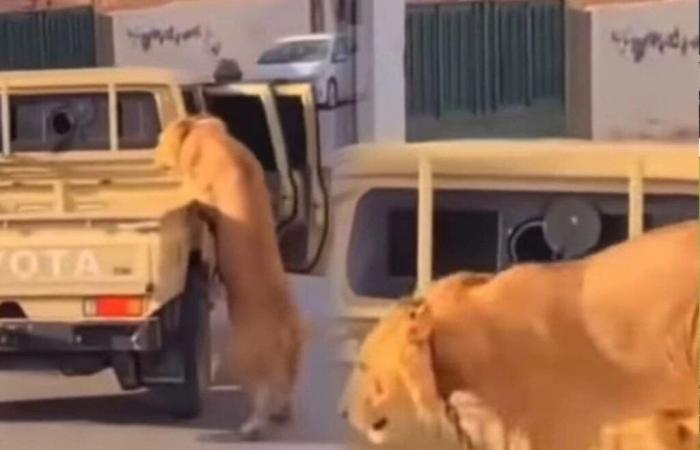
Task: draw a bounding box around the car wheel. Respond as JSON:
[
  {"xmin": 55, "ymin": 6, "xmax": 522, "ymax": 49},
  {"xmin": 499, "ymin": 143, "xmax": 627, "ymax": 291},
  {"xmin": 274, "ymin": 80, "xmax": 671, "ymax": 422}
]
[
  {"xmin": 154, "ymin": 258, "xmax": 211, "ymax": 419},
  {"xmin": 326, "ymin": 79, "xmax": 338, "ymax": 109}
]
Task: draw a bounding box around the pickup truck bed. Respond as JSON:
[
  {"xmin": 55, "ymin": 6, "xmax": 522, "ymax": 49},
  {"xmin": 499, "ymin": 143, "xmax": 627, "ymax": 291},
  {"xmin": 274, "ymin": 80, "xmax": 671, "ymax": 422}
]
[{"xmin": 0, "ymin": 156, "xmax": 207, "ymax": 321}]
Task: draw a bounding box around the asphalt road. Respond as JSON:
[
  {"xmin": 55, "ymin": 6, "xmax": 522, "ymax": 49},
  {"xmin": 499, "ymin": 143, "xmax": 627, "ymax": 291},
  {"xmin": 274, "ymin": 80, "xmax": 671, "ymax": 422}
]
[
  {"xmin": 318, "ymin": 102, "xmax": 357, "ymax": 159},
  {"xmin": 0, "ymin": 276, "xmax": 352, "ymax": 450}
]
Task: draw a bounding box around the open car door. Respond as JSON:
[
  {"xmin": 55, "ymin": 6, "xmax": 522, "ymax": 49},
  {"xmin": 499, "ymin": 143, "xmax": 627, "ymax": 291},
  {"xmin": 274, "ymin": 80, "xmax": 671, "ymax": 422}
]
[{"xmin": 186, "ymin": 82, "xmax": 329, "ymax": 275}]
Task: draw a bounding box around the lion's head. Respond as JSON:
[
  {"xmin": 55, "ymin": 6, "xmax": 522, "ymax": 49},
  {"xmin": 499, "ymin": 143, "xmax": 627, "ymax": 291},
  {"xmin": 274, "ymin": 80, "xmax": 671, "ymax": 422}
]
[
  {"xmin": 154, "ymin": 115, "xmax": 231, "ymax": 207},
  {"xmin": 339, "ymin": 301, "xmax": 457, "ymax": 445},
  {"xmin": 154, "ymin": 116, "xmax": 196, "ymax": 172},
  {"xmin": 339, "ymin": 272, "xmax": 497, "ymax": 446}
]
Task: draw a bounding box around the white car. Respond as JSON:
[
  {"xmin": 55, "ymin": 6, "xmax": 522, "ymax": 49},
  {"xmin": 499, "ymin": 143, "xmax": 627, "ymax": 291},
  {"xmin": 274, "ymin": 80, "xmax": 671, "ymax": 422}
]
[{"xmin": 256, "ymin": 33, "xmax": 355, "ymax": 108}]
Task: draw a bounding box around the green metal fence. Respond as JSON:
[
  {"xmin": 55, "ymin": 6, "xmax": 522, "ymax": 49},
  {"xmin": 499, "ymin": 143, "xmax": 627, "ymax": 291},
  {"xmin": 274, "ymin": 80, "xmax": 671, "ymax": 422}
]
[
  {"xmin": 0, "ymin": 6, "xmax": 97, "ymax": 71},
  {"xmin": 0, "ymin": 11, "xmax": 44, "ymax": 71},
  {"xmin": 43, "ymin": 7, "xmax": 97, "ymax": 69},
  {"xmin": 406, "ymin": 0, "xmax": 564, "ymax": 118}
]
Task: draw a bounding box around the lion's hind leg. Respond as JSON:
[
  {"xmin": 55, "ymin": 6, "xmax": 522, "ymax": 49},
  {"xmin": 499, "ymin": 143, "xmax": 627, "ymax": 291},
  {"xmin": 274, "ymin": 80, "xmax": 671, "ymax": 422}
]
[{"xmin": 238, "ymin": 385, "xmax": 275, "ymax": 441}]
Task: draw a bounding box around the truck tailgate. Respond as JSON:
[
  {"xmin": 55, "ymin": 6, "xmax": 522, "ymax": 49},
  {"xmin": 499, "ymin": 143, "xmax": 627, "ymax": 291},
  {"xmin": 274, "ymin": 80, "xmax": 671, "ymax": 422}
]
[
  {"xmin": 0, "ymin": 157, "xmax": 193, "ymax": 298},
  {"xmin": 0, "ymin": 227, "xmax": 152, "ymax": 297}
]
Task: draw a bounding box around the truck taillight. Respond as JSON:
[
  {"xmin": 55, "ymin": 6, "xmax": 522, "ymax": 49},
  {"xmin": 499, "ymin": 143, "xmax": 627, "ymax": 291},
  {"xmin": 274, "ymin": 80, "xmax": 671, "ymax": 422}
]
[{"xmin": 84, "ymin": 296, "xmax": 144, "ymax": 317}]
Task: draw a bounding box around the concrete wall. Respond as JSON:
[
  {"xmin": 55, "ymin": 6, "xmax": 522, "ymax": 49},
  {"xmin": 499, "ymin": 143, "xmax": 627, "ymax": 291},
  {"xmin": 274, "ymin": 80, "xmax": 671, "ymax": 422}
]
[
  {"xmin": 354, "ymin": 0, "xmax": 406, "ymax": 143},
  {"xmin": 565, "ymin": 7, "xmax": 593, "ymax": 138},
  {"xmin": 570, "ymin": 0, "xmax": 698, "ymax": 140},
  {"xmin": 0, "ymin": 0, "xmax": 210, "ymax": 13},
  {"xmin": 358, "ymin": 0, "xmax": 697, "ymax": 144},
  {"xmin": 109, "ymin": 0, "xmax": 310, "ymax": 81},
  {"xmin": 107, "ymin": 0, "xmax": 697, "ymax": 143}
]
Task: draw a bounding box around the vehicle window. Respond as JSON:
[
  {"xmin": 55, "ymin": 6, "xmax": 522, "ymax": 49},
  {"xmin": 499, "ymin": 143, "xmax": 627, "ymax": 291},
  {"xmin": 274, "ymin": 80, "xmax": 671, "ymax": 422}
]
[
  {"xmin": 347, "ymin": 188, "xmax": 697, "ymax": 298},
  {"xmin": 6, "ymin": 91, "xmax": 160, "ymax": 152},
  {"xmin": 204, "ymin": 93, "xmax": 278, "ymax": 171},
  {"xmin": 349, "ymin": 37, "xmax": 358, "ymax": 54},
  {"xmin": 275, "ymin": 93, "xmax": 309, "ymax": 168},
  {"xmin": 338, "ymin": 36, "xmax": 357, "ymax": 54},
  {"xmin": 257, "ymin": 39, "xmax": 330, "ymax": 64},
  {"xmin": 332, "ymin": 38, "xmax": 350, "ymax": 60}
]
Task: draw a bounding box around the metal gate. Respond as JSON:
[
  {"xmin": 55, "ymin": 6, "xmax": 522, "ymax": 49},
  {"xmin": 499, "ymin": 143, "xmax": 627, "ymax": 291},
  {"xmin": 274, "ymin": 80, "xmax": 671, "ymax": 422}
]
[
  {"xmin": 43, "ymin": 6, "xmax": 97, "ymax": 69},
  {"xmin": 0, "ymin": 6, "xmax": 97, "ymax": 71},
  {"xmin": 405, "ymin": 0, "xmax": 564, "ymax": 118}
]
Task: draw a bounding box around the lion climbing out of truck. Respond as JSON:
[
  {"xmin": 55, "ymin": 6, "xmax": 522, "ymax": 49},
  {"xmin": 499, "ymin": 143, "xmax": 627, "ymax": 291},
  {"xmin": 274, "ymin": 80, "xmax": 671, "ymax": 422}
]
[{"xmin": 155, "ymin": 115, "xmax": 304, "ymax": 440}]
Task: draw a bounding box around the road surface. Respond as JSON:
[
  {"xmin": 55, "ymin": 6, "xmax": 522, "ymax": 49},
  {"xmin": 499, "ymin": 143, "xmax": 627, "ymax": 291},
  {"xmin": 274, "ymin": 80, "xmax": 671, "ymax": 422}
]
[
  {"xmin": 318, "ymin": 103, "xmax": 357, "ymax": 159},
  {"xmin": 0, "ymin": 276, "xmax": 351, "ymax": 450}
]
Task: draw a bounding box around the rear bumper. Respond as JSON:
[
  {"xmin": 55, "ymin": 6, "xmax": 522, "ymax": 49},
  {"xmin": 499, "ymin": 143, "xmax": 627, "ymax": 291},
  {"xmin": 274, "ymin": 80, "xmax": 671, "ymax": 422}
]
[{"xmin": 0, "ymin": 319, "xmax": 162, "ymax": 353}]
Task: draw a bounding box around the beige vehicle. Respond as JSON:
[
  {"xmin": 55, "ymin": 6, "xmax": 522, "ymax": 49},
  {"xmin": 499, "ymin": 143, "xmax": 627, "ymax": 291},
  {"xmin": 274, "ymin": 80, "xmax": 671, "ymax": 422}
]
[
  {"xmin": 329, "ymin": 140, "xmax": 697, "ymax": 322},
  {"xmin": 0, "ymin": 67, "xmax": 328, "ymax": 419},
  {"xmin": 328, "ymin": 140, "xmax": 697, "ymax": 448}
]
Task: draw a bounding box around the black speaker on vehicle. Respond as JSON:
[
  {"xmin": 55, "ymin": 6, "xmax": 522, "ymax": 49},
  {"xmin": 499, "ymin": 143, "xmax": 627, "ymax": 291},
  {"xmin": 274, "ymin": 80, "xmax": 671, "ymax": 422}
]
[{"xmin": 543, "ymin": 197, "xmax": 602, "ymax": 259}]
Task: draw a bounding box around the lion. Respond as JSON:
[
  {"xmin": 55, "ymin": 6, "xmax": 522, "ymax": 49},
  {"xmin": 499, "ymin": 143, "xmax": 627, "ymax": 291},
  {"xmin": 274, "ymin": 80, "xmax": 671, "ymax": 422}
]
[
  {"xmin": 155, "ymin": 115, "xmax": 304, "ymax": 440},
  {"xmin": 597, "ymin": 412, "xmax": 699, "ymax": 450},
  {"xmin": 339, "ymin": 298, "xmax": 522, "ymax": 450},
  {"xmin": 339, "ymin": 302, "xmax": 447, "ymax": 446},
  {"xmin": 341, "ymin": 220, "xmax": 698, "ymax": 450}
]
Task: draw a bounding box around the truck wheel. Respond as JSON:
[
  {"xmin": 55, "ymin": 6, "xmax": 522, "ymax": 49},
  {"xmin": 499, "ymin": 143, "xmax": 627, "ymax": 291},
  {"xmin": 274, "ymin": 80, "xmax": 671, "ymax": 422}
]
[{"xmin": 158, "ymin": 259, "xmax": 211, "ymax": 419}]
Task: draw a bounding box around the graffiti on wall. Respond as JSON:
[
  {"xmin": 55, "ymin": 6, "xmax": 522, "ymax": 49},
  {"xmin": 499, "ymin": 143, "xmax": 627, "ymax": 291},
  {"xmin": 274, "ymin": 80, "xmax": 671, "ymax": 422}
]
[
  {"xmin": 610, "ymin": 27, "xmax": 699, "ymax": 63},
  {"xmin": 126, "ymin": 24, "xmax": 222, "ymax": 57}
]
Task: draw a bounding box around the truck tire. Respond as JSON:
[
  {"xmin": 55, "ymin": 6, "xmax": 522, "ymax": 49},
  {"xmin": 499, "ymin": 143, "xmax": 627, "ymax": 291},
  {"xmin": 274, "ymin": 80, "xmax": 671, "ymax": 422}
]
[{"xmin": 157, "ymin": 258, "xmax": 211, "ymax": 419}]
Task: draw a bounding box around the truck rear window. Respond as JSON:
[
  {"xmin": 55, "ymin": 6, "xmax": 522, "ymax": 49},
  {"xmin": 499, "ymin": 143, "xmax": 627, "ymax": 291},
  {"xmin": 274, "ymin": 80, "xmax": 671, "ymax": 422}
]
[{"xmin": 5, "ymin": 91, "xmax": 160, "ymax": 152}]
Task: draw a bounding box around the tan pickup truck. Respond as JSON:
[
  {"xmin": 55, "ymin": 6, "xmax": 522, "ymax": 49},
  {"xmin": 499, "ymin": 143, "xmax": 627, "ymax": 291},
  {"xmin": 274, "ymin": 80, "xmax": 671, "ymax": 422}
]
[{"xmin": 0, "ymin": 67, "xmax": 328, "ymax": 419}]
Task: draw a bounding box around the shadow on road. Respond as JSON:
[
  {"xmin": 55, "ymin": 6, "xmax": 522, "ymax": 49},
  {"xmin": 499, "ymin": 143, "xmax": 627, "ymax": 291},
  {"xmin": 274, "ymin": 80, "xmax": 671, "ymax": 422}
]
[
  {"xmin": 0, "ymin": 384, "xmax": 246, "ymax": 428},
  {"xmin": 0, "ymin": 277, "xmax": 348, "ymax": 446},
  {"xmin": 0, "ymin": 383, "xmax": 344, "ymax": 444}
]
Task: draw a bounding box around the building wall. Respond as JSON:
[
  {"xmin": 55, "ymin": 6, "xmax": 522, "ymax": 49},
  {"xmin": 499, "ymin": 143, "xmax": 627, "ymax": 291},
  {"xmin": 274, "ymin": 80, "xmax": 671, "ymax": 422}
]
[
  {"xmin": 363, "ymin": 0, "xmax": 695, "ymax": 143},
  {"xmin": 566, "ymin": 6, "xmax": 593, "ymax": 138},
  {"xmin": 586, "ymin": 0, "xmax": 697, "ymax": 140},
  {"xmin": 109, "ymin": 0, "xmax": 310, "ymax": 81},
  {"xmin": 0, "ymin": 0, "xmax": 177, "ymax": 12},
  {"xmin": 103, "ymin": 0, "xmax": 694, "ymax": 142},
  {"xmin": 353, "ymin": 0, "xmax": 406, "ymax": 143}
]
